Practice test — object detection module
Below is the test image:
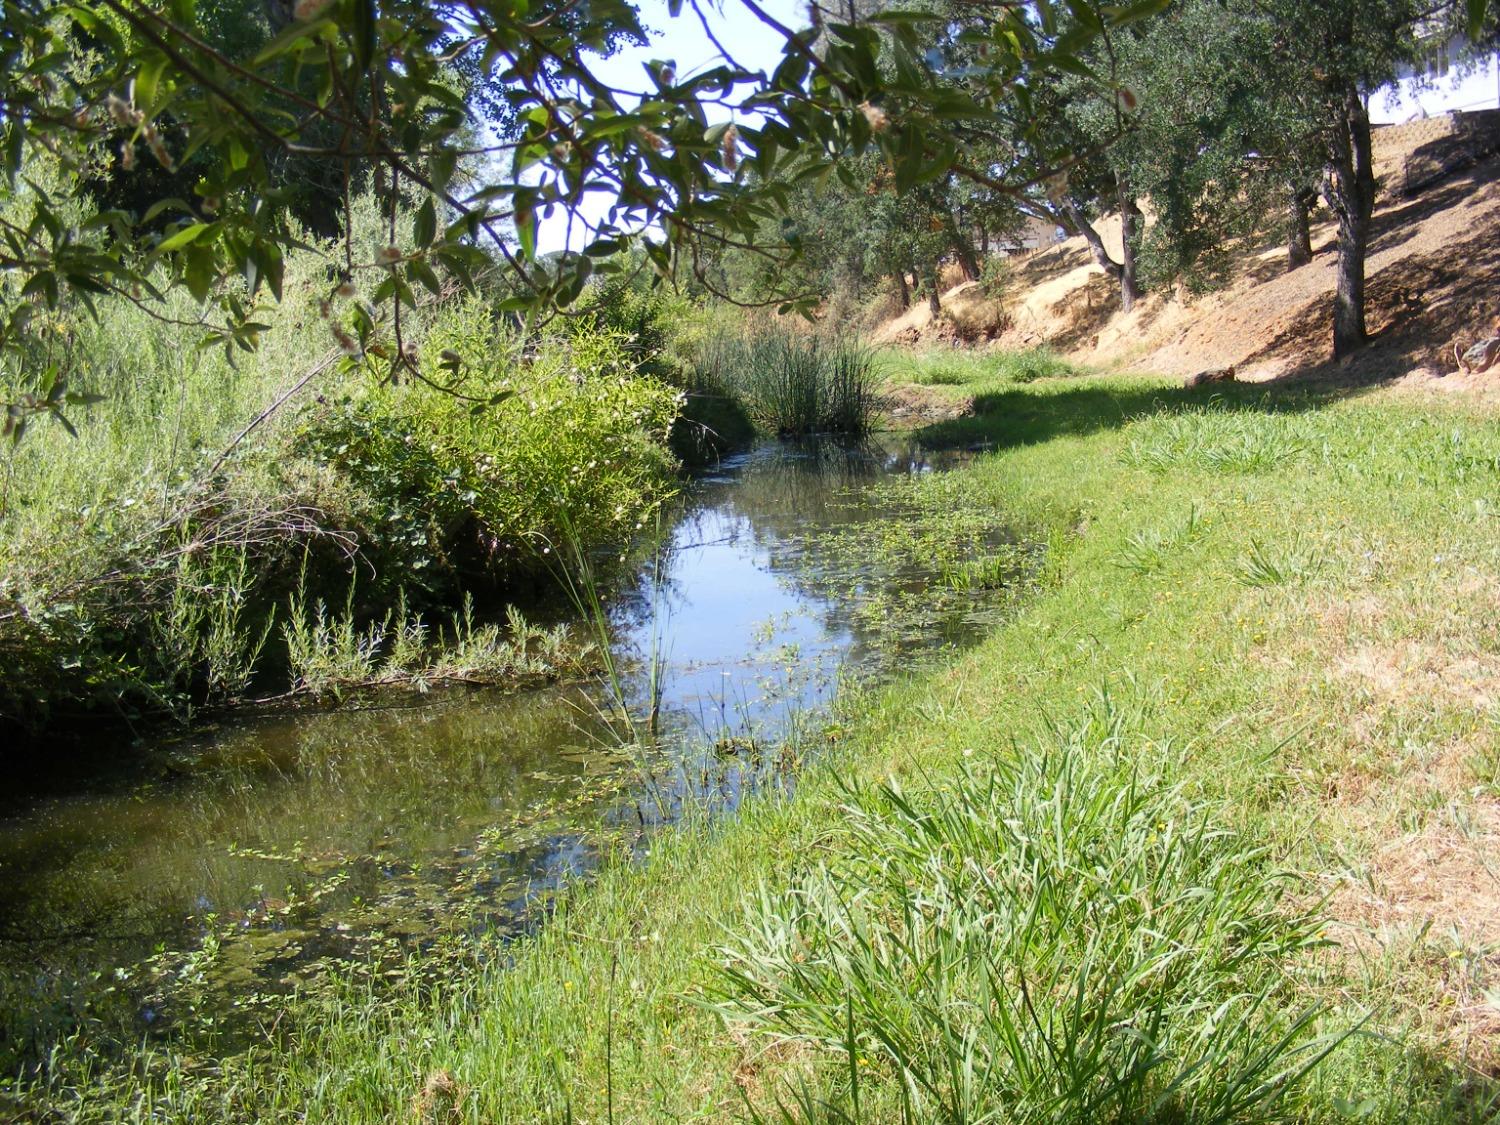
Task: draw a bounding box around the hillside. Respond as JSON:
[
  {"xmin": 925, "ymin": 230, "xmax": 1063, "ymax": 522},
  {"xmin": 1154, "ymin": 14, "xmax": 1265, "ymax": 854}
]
[{"xmin": 876, "ymin": 113, "xmax": 1500, "ymax": 396}]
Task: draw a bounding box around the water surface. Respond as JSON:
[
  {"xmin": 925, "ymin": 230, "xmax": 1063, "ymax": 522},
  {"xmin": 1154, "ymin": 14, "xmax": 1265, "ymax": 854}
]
[{"xmin": 0, "ymin": 437, "xmax": 1032, "ymax": 1075}]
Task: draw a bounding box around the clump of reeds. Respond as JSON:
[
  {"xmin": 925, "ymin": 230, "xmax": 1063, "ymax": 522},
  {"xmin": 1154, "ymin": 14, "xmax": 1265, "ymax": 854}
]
[{"xmin": 695, "ymin": 327, "xmax": 880, "ymax": 437}]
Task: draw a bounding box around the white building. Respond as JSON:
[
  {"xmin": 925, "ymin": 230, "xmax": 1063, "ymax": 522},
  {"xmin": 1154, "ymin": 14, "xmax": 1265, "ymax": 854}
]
[{"xmin": 1369, "ymin": 35, "xmax": 1500, "ymax": 124}]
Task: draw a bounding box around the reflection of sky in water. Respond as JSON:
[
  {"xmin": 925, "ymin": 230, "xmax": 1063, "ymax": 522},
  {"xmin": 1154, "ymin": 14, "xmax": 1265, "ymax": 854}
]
[
  {"xmin": 627, "ymin": 502, "xmax": 849, "ymax": 735},
  {"xmin": 0, "ymin": 438, "xmax": 998, "ymax": 1070},
  {"xmin": 609, "ymin": 440, "xmax": 958, "ymax": 742}
]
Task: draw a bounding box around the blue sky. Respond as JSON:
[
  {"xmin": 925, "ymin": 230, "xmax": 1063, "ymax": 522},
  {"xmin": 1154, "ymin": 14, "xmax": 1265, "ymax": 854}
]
[{"xmin": 534, "ymin": 0, "xmax": 801, "ymax": 253}]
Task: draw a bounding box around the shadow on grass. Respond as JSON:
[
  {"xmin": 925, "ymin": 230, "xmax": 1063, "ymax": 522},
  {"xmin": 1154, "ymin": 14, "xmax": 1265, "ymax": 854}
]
[{"xmin": 910, "ymin": 376, "xmax": 1351, "ymax": 452}]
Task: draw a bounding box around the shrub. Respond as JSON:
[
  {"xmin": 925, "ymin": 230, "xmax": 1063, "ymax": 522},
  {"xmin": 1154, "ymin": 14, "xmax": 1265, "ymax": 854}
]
[
  {"xmin": 278, "ymin": 304, "xmax": 683, "ymax": 633},
  {"xmin": 570, "ymin": 271, "xmax": 695, "ymax": 381},
  {"xmin": 0, "ymin": 285, "xmax": 682, "ymax": 740},
  {"xmin": 979, "ymin": 254, "xmax": 1012, "ymax": 299}
]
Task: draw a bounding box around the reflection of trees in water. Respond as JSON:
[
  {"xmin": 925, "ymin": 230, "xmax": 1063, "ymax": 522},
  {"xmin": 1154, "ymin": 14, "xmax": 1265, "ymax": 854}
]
[
  {"xmin": 0, "ymin": 435, "xmax": 1018, "ymax": 1077},
  {"xmin": 596, "ymin": 437, "xmax": 1024, "ymax": 793},
  {"xmin": 0, "ymin": 683, "xmax": 628, "ymax": 1070},
  {"xmin": 659, "ymin": 439, "xmax": 1009, "ymax": 664},
  {"xmin": 611, "ymin": 437, "xmax": 949, "ymax": 635},
  {"xmin": 701, "ymin": 436, "xmax": 945, "ymax": 530}
]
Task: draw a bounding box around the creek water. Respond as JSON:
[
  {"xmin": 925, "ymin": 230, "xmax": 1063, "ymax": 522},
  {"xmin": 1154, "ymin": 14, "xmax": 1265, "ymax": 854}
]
[{"xmin": 0, "ymin": 437, "xmax": 1031, "ymax": 1078}]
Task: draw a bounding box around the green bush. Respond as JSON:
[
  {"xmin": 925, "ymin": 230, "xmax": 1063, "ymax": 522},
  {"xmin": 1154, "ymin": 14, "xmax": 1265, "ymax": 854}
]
[
  {"xmin": 294, "ymin": 300, "xmax": 682, "ymax": 595},
  {"xmin": 0, "ymin": 279, "xmax": 682, "ymax": 740},
  {"xmin": 571, "ymin": 270, "xmax": 695, "ymax": 381}
]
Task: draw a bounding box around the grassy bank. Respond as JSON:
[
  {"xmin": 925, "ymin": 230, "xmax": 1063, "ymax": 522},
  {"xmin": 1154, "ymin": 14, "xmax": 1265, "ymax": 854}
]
[
  {"xmin": 0, "ymin": 257, "xmax": 684, "ymax": 741},
  {"xmin": 18, "ymin": 364, "xmax": 1500, "ymax": 1121}
]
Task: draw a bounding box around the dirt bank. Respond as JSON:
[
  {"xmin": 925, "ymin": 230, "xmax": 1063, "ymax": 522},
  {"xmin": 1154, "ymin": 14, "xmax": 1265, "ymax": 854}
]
[{"xmin": 876, "ymin": 117, "xmax": 1500, "ymax": 399}]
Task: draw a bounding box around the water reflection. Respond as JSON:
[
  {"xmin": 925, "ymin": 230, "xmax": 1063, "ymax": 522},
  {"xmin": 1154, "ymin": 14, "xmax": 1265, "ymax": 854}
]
[{"xmin": 0, "ymin": 436, "xmax": 1021, "ymax": 1073}]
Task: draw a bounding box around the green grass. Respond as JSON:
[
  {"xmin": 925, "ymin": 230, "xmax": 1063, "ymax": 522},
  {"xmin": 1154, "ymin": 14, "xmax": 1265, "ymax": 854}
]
[
  {"xmin": 694, "ymin": 328, "xmax": 881, "ymax": 436},
  {"xmin": 0, "ymin": 258, "xmax": 682, "ymax": 739},
  {"xmin": 711, "ymin": 740, "xmax": 1343, "ymax": 1124},
  {"xmin": 882, "ymin": 346, "xmax": 1080, "ymax": 389},
  {"xmin": 17, "ymin": 372, "xmax": 1500, "ymax": 1121}
]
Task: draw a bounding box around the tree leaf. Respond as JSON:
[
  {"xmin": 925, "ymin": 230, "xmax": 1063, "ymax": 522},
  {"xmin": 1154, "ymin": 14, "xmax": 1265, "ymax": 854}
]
[
  {"xmin": 414, "ymin": 197, "xmax": 437, "ymax": 247},
  {"xmin": 352, "ymin": 0, "xmax": 377, "ymax": 73},
  {"xmin": 1468, "ymin": 0, "xmax": 1489, "ymax": 38},
  {"xmin": 156, "ymin": 223, "xmax": 212, "ymax": 253}
]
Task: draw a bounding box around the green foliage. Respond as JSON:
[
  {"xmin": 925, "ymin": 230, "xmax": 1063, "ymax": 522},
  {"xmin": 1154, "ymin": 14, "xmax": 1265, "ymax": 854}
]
[
  {"xmin": 571, "ymin": 271, "xmax": 696, "ymax": 381},
  {"xmin": 282, "ymin": 589, "xmax": 584, "ymax": 697},
  {"xmin": 154, "ymin": 544, "xmax": 276, "ymax": 705},
  {"xmin": 712, "ymin": 731, "xmax": 1343, "ymax": 1123},
  {"xmin": 694, "ymin": 328, "xmax": 881, "ymax": 437},
  {"xmin": 978, "ymin": 254, "xmax": 1012, "ymax": 299},
  {"xmin": 887, "ymin": 348, "xmax": 1077, "ymax": 388},
  {"xmin": 1113, "ymin": 506, "xmax": 1208, "ymax": 575},
  {"xmin": 1234, "ymin": 536, "xmax": 1324, "ymax": 588},
  {"xmin": 292, "ymin": 298, "xmax": 682, "ymax": 595},
  {"xmin": 909, "ymin": 358, "xmax": 973, "ymax": 386},
  {"xmin": 0, "ymin": 268, "xmax": 680, "ymax": 739},
  {"xmin": 0, "ymin": 0, "xmax": 1153, "ymax": 424}
]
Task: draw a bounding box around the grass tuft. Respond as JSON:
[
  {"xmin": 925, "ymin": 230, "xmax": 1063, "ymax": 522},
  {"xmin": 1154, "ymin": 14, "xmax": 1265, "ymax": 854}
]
[
  {"xmin": 694, "ymin": 328, "xmax": 881, "ymax": 436},
  {"xmin": 1234, "ymin": 536, "xmax": 1324, "ymax": 588},
  {"xmin": 711, "ymin": 727, "xmax": 1346, "ymax": 1123},
  {"xmin": 1122, "ymin": 408, "xmax": 1308, "ymax": 473}
]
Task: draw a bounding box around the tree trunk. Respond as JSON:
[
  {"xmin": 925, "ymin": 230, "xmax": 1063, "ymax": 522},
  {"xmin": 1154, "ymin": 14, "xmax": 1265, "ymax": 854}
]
[
  {"xmin": 1117, "ymin": 179, "xmax": 1143, "ymax": 314},
  {"xmin": 263, "ymin": 0, "xmax": 295, "ymax": 31},
  {"xmin": 980, "ymin": 226, "xmax": 989, "ymax": 256},
  {"xmin": 1061, "ymin": 199, "xmax": 1123, "ymax": 281},
  {"xmin": 948, "ymin": 210, "xmax": 981, "ymax": 282},
  {"xmin": 896, "ymin": 268, "xmax": 910, "ymax": 310},
  {"xmin": 1322, "ymin": 87, "xmax": 1376, "ymax": 358},
  {"xmin": 1286, "ymin": 186, "xmax": 1315, "ymax": 270},
  {"xmin": 925, "ymin": 267, "xmax": 942, "ymax": 317}
]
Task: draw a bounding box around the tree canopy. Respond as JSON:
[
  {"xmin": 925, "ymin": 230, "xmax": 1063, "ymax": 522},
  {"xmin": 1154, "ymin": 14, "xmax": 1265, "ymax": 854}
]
[
  {"xmin": 3, "ymin": 0, "xmax": 1498, "ymax": 438},
  {"xmin": 0, "ymin": 0, "xmax": 1167, "ymax": 434}
]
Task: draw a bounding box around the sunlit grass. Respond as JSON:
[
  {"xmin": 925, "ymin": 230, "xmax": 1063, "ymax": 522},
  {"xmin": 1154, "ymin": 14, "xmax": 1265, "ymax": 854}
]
[
  {"xmin": 878, "ymin": 346, "xmax": 1081, "ymax": 389},
  {"xmin": 16, "ymin": 372, "xmax": 1500, "ymax": 1121}
]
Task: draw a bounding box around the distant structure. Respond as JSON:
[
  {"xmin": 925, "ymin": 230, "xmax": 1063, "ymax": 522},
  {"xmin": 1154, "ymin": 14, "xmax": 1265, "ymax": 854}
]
[
  {"xmin": 1369, "ymin": 34, "xmax": 1500, "ymax": 124},
  {"xmin": 991, "ymin": 216, "xmax": 1065, "ymax": 256}
]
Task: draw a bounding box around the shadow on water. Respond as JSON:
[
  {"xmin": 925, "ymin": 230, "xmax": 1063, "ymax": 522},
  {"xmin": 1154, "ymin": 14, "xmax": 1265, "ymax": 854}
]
[{"xmin": 0, "ymin": 435, "xmax": 1028, "ymax": 1078}]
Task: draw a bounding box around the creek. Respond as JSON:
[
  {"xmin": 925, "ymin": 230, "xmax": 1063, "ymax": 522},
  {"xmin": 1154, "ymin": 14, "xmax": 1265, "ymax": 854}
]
[{"xmin": 0, "ymin": 436, "xmax": 1034, "ymax": 1079}]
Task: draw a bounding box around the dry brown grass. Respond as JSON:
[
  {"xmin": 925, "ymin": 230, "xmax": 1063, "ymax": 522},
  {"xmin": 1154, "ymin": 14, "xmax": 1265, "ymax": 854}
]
[
  {"xmin": 870, "ymin": 121, "xmax": 1500, "ymax": 402},
  {"xmin": 1266, "ymin": 579, "xmax": 1500, "ymax": 1070},
  {"xmin": 411, "ymin": 1069, "xmax": 466, "ymax": 1124}
]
